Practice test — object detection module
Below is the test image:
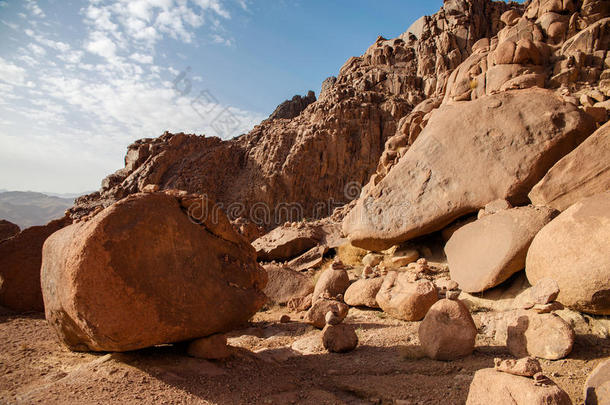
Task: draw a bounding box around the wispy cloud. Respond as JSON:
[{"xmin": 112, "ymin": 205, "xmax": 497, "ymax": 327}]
[{"xmin": 0, "ymin": 0, "xmax": 263, "ymax": 193}]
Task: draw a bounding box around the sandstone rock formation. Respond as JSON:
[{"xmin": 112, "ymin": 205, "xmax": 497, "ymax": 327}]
[
  {"xmin": 41, "ymin": 192, "xmax": 267, "ymax": 352},
  {"xmin": 466, "ymin": 368, "xmax": 572, "ymax": 405},
  {"xmin": 418, "ymin": 298, "xmax": 477, "ymax": 360},
  {"xmin": 0, "ymin": 219, "xmax": 19, "ymax": 242},
  {"xmin": 343, "ymin": 89, "xmax": 595, "ymax": 250},
  {"xmin": 526, "ymin": 192, "xmax": 610, "ymax": 315},
  {"xmin": 267, "ymin": 91, "xmax": 316, "ymax": 121},
  {"xmin": 446, "ymin": 206, "xmax": 557, "ymax": 293},
  {"xmin": 529, "ymin": 120, "xmax": 610, "ymax": 211},
  {"xmin": 262, "ymin": 264, "xmax": 313, "ymax": 305},
  {"xmin": 0, "ymin": 216, "xmax": 70, "ymax": 312},
  {"xmin": 375, "ymin": 273, "xmax": 438, "ymax": 321},
  {"xmin": 287, "ymin": 245, "xmax": 327, "ymax": 272}
]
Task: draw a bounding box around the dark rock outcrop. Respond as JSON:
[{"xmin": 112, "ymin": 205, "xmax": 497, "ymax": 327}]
[{"xmin": 268, "ymin": 91, "xmax": 316, "ymax": 120}]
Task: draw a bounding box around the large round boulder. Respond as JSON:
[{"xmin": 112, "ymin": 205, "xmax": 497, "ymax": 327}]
[
  {"xmin": 446, "ymin": 206, "xmax": 557, "ymax": 293},
  {"xmin": 41, "ymin": 192, "xmax": 267, "ymax": 352},
  {"xmin": 418, "ymin": 298, "xmax": 477, "ymax": 360},
  {"xmin": 526, "ymin": 192, "xmax": 610, "ymax": 315}
]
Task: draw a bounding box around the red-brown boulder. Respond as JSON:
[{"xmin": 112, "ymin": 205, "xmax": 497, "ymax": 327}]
[
  {"xmin": 41, "ymin": 192, "xmax": 267, "ymax": 352},
  {"xmin": 0, "ymin": 216, "xmax": 70, "ymax": 312}
]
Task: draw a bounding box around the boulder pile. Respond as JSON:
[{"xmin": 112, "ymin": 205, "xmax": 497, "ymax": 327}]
[{"xmin": 2, "ymin": 0, "xmax": 608, "ymax": 402}]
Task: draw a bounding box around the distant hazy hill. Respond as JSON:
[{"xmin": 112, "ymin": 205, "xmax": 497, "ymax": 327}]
[{"xmin": 0, "ymin": 191, "xmax": 76, "ymax": 229}]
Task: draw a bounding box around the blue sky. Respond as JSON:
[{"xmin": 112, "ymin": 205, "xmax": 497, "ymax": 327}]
[{"xmin": 0, "ymin": 0, "xmax": 443, "ymax": 194}]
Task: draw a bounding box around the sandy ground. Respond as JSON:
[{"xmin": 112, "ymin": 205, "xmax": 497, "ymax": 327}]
[{"xmin": 1, "ymin": 304, "xmax": 608, "ymax": 405}]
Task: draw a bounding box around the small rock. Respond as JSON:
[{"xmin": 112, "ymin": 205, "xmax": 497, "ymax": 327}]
[
  {"xmin": 435, "ymin": 278, "xmax": 459, "ymax": 292},
  {"xmin": 513, "ymin": 278, "xmax": 560, "ymax": 309},
  {"xmin": 376, "ymin": 273, "xmax": 438, "ymax": 321},
  {"xmin": 312, "ymin": 264, "xmax": 350, "ymax": 303},
  {"xmin": 446, "ymin": 290, "xmax": 461, "ymax": 300},
  {"xmin": 331, "ymin": 259, "xmax": 345, "ymax": 270},
  {"xmin": 187, "ymin": 334, "xmax": 231, "ymax": 360},
  {"xmin": 305, "ymin": 299, "xmax": 349, "ymax": 329},
  {"xmin": 362, "ymin": 253, "xmax": 383, "ymax": 267},
  {"xmin": 390, "ymin": 247, "xmax": 419, "ymax": 267},
  {"xmin": 477, "ymin": 199, "xmax": 513, "ymax": 219},
  {"xmin": 494, "ymin": 357, "xmax": 542, "ymax": 377},
  {"xmin": 287, "ymin": 293, "xmax": 312, "ymax": 312},
  {"xmin": 280, "ymin": 315, "xmax": 290, "ymax": 323},
  {"xmin": 419, "ymin": 298, "xmax": 477, "ymax": 360},
  {"xmin": 361, "ymin": 265, "xmax": 374, "ymax": 279},
  {"xmin": 325, "ymin": 310, "xmax": 342, "ymax": 325},
  {"xmin": 344, "ymin": 277, "xmax": 384, "ymax": 308},
  {"xmin": 322, "ymin": 323, "xmax": 358, "ymax": 353}
]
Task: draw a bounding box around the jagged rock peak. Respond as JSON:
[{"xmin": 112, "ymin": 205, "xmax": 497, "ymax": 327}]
[{"xmin": 268, "ymin": 91, "xmax": 316, "ymax": 120}]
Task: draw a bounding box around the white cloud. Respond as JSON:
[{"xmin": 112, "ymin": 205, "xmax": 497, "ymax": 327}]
[
  {"xmin": 24, "ymin": 29, "xmax": 71, "ymax": 52},
  {"xmin": 58, "ymin": 50, "xmax": 85, "ymax": 64},
  {"xmin": 0, "ymin": 58, "xmax": 27, "ymax": 86},
  {"xmin": 130, "ymin": 52, "xmax": 154, "ymax": 64},
  {"xmin": 1, "ymin": 19, "xmax": 18, "ymax": 30},
  {"xmin": 27, "ymin": 43, "xmax": 47, "ymax": 57},
  {"xmin": 86, "ymin": 31, "xmax": 118, "ymax": 59},
  {"xmin": 24, "ymin": 0, "xmax": 45, "ymax": 17},
  {"xmin": 211, "ymin": 33, "xmax": 233, "ymax": 46},
  {"xmin": 83, "ymin": 0, "xmax": 231, "ymax": 47}
]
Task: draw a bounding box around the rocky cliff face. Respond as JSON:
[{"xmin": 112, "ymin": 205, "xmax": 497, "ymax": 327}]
[{"xmin": 70, "ymin": 0, "xmax": 517, "ymax": 229}]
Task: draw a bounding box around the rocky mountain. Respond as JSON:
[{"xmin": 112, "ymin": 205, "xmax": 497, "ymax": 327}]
[
  {"xmin": 0, "ymin": 191, "xmax": 74, "ymax": 229},
  {"xmin": 69, "ymin": 0, "xmax": 516, "ymax": 228}
]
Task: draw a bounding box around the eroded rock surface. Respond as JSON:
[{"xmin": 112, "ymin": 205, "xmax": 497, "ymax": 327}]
[{"xmin": 344, "ymin": 89, "xmax": 594, "ymax": 250}]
